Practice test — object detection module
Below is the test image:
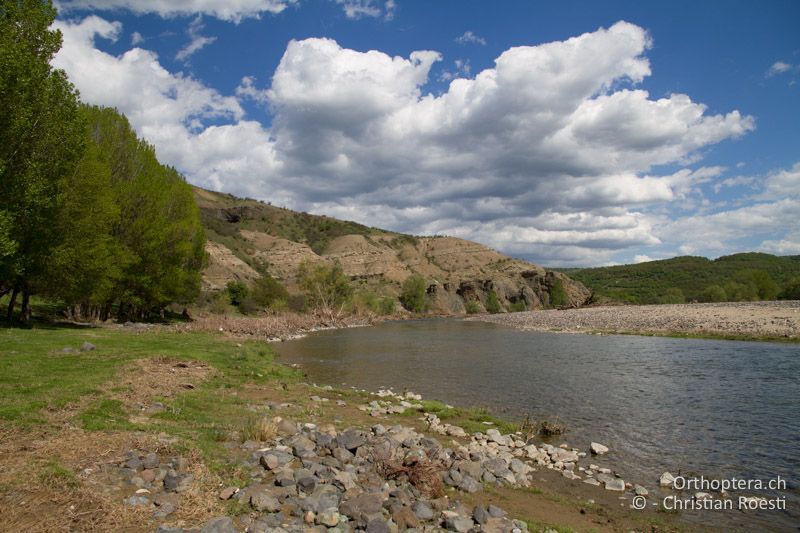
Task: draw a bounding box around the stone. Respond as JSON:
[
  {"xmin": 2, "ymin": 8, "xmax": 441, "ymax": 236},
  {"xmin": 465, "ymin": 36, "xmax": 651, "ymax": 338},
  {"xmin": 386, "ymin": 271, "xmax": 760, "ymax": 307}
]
[
  {"xmin": 292, "ymin": 435, "xmax": 316, "ymax": 455},
  {"xmin": 251, "ymin": 492, "xmax": 281, "ymax": 512},
  {"xmin": 141, "ymin": 469, "xmax": 156, "ymax": 483},
  {"xmin": 411, "ymin": 501, "xmax": 435, "ymax": 521},
  {"xmin": 142, "ymin": 453, "xmax": 159, "ymax": 469},
  {"xmin": 297, "ymin": 476, "xmax": 317, "ymax": 493},
  {"xmin": 219, "ymin": 486, "xmax": 239, "ymax": 500},
  {"xmin": 634, "ymin": 485, "xmax": 649, "ymax": 496},
  {"xmin": 590, "ymin": 442, "xmax": 609, "ymax": 455},
  {"xmin": 458, "ymin": 475, "xmax": 481, "ymax": 493},
  {"xmin": 126, "ymin": 456, "xmax": 143, "ymax": 471},
  {"xmin": 317, "ymin": 508, "xmax": 341, "ymax": 527},
  {"xmin": 509, "ymin": 459, "xmax": 527, "ymax": 474},
  {"xmin": 124, "ymin": 495, "xmax": 150, "ymax": 507},
  {"xmin": 337, "ymin": 430, "xmax": 367, "ymax": 452},
  {"xmin": 487, "ymin": 505, "xmax": 505, "ymax": 518},
  {"xmin": 366, "ymin": 519, "xmax": 391, "ymax": 533},
  {"xmin": 276, "ymin": 418, "xmax": 298, "ymax": 437},
  {"xmin": 604, "ymin": 478, "xmax": 625, "ymax": 491},
  {"xmin": 200, "ymin": 517, "xmax": 237, "ymax": 533},
  {"xmin": 306, "ymin": 484, "xmax": 342, "ymax": 513},
  {"xmin": 473, "ymin": 505, "xmax": 488, "ymax": 525},
  {"xmin": 582, "ymin": 478, "xmax": 601, "ymax": 486},
  {"xmin": 444, "ymin": 516, "xmax": 474, "ymax": 533},
  {"xmin": 659, "ymin": 472, "xmax": 675, "ymax": 487},
  {"xmin": 595, "ymin": 473, "xmax": 616, "ymax": 485},
  {"xmin": 392, "ymin": 506, "xmax": 420, "ymax": 529},
  {"xmin": 340, "ymin": 492, "xmax": 383, "ymax": 519},
  {"xmin": 334, "ymin": 470, "xmax": 358, "ymax": 491},
  {"xmin": 164, "ymin": 473, "xmax": 193, "ymax": 492},
  {"xmin": 153, "ymin": 502, "xmax": 176, "ymax": 518},
  {"xmin": 80, "ymin": 342, "xmax": 96, "ymax": 351}
]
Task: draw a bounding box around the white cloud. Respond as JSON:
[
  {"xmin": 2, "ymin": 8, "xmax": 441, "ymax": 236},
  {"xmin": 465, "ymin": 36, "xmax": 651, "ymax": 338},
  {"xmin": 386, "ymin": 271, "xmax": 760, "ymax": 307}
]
[
  {"xmin": 767, "ymin": 60, "xmax": 793, "ymax": 77},
  {"xmin": 439, "ymin": 58, "xmax": 470, "ymax": 81},
  {"xmin": 334, "ymin": 0, "xmax": 392, "ymax": 19},
  {"xmin": 455, "ymin": 31, "xmax": 486, "ymax": 46},
  {"xmin": 634, "ymin": 254, "xmax": 654, "ymax": 263},
  {"xmin": 175, "ymin": 16, "xmax": 216, "ymax": 62},
  {"xmin": 57, "ymin": 0, "xmax": 293, "ymax": 22},
  {"xmin": 130, "ymin": 31, "xmax": 143, "ymax": 45},
  {"xmin": 54, "ymin": 17, "xmax": 765, "ymax": 266}
]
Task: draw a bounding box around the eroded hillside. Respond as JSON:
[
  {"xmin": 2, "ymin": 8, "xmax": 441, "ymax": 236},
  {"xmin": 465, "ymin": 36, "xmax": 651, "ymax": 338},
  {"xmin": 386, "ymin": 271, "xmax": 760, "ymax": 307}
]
[{"xmin": 195, "ymin": 188, "xmax": 590, "ymax": 312}]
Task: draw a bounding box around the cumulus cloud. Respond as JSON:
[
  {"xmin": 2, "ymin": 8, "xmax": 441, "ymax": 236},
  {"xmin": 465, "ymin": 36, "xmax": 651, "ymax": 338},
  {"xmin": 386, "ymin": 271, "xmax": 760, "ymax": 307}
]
[
  {"xmin": 767, "ymin": 60, "xmax": 793, "ymax": 77},
  {"xmin": 57, "ymin": 0, "xmax": 293, "ymax": 22},
  {"xmin": 455, "ymin": 31, "xmax": 486, "ymax": 45},
  {"xmin": 54, "ymin": 17, "xmax": 765, "ymax": 265},
  {"xmin": 175, "ymin": 16, "xmax": 216, "ymax": 62},
  {"xmin": 130, "ymin": 31, "xmax": 143, "ymax": 45}
]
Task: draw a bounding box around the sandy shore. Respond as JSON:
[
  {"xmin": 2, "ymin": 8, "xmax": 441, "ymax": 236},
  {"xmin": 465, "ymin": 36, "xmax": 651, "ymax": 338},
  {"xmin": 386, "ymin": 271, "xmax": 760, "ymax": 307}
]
[{"xmin": 471, "ymin": 301, "xmax": 800, "ymax": 341}]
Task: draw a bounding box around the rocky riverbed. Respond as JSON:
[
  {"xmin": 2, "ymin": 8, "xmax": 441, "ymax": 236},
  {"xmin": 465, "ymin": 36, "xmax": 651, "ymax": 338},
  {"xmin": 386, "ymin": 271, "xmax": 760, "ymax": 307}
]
[
  {"xmin": 104, "ymin": 388, "xmax": 652, "ymax": 533},
  {"xmin": 471, "ymin": 301, "xmax": 800, "ymax": 340}
]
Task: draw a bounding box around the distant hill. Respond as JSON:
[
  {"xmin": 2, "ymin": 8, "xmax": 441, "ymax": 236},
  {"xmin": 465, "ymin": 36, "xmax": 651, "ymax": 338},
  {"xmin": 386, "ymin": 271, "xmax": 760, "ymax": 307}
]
[
  {"xmin": 194, "ymin": 187, "xmax": 591, "ymax": 312},
  {"xmin": 561, "ymin": 253, "xmax": 800, "ymax": 304}
]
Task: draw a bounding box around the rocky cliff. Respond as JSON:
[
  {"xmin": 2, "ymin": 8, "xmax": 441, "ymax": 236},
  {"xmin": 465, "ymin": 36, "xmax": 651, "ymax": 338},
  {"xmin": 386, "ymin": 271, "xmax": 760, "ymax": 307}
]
[{"xmin": 195, "ymin": 187, "xmax": 590, "ymax": 312}]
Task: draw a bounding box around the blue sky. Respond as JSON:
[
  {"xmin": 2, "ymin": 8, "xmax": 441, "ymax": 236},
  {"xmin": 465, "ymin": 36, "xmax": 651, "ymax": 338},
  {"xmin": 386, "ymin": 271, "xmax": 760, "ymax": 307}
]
[{"xmin": 52, "ymin": 0, "xmax": 799, "ymax": 266}]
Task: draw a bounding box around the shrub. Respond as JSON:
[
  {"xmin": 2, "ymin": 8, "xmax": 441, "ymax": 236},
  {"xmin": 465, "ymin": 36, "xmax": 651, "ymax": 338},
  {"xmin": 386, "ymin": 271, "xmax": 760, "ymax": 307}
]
[
  {"xmin": 537, "ymin": 418, "xmax": 566, "ymax": 436},
  {"xmin": 780, "ymin": 277, "xmax": 800, "ymax": 300},
  {"xmin": 549, "ymin": 279, "xmax": 568, "ymax": 307},
  {"xmin": 226, "ymin": 280, "xmax": 248, "ymax": 306},
  {"xmin": 298, "ymin": 261, "xmax": 352, "ymax": 313},
  {"xmin": 251, "ymin": 273, "xmax": 289, "ymax": 309},
  {"xmin": 485, "ymin": 290, "xmax": 501, "ymax": 314},
  {"xmin": 465, "ymin": 300, "xmax": 481, "ymax": 314},
  {"xmin": 732, "ymin": 269, "xmax": 779, "ymax": 300},
  {"xmin": 657, "ymin": 287, "xmax": 685, "ymax": 304},
  {"xmin": 400, "ymin": 274, "xmax": 429, "ymax": 313},
  {"xmin": 509, "ymin": 300, "xmax": 527, "ymax": 312},
  {"xmin": 702, "ymin": 284, "xmax": 727, "ymax": 302}
]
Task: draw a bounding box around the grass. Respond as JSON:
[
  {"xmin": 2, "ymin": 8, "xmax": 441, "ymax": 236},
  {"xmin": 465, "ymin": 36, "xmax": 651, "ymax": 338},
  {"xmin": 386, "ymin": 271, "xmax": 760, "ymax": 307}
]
[
  {"xmin": 78, "ymin": 399, "xmax": 140, "ymax": 431},
  {"xmin": 38, "ymin": 460, "xmax": 80, "ymax": 489},
  {"xmin": 418, "ymin": 399, "xmax": 520, "ymax": 435}
]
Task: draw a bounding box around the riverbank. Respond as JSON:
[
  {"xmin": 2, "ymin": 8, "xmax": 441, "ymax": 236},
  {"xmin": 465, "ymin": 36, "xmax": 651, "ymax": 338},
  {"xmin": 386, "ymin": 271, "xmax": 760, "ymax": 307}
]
[
  {"xmin": 470, "ymin": 301, "xmax": 800, "ymax": 342},
  {"xmin": 0, "ymin": 325, "xmax": 699, "ymax": 533}
]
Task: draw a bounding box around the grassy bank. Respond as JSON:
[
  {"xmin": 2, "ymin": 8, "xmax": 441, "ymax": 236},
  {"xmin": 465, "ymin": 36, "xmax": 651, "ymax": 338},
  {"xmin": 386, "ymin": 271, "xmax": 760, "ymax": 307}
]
[{"xmin": 0, "ymin": 324, "xmax": 696, "ymax": 532}]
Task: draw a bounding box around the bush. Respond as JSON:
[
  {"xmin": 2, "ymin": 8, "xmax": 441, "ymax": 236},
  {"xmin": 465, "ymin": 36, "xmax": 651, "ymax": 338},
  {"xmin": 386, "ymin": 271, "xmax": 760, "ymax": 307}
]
[
  {"xmin": 732, "ymin": 269, "xmax": 779, "ymax": 300},
  {"xmin": 702, "ymin": 284, "xmax": 727, "ymax": 302},
  {"xmin": 465, "ymin": 300, "xmax": 481, "ymax": 314},
  {"xmin": 225, "ymin": 280, "xmax": 248, "ymax": 306},
  {"xmin": 780, "ymin": 277, "xmax": 800, "ymax": 300},
  {"xmin": 350, "ymin": 291, "xmax": 396, "ymax": 316},
  {"xmin": 485, "ymin": 290, "xmax": 501, "ymax": 314},
  {"xmin": 549, "ymin": 279, "xmax": 568, "ymax": 308},
  {"xmin": 298, "ymin": 261, "xmax": 352, "ymax": 312},
  {"xmin": 400, "ymin": 274, "xmax": 429, "ymax": 313},
  {"xmin": 657, "ymin": 287, "xmax": 685, "ymax": 304},
  {"xmin": 251, "ymin": 273, "xmax": 289, "ymax": 309},
  {"xmin": 508, "ymin": 300, "xmax": 527, "ymax": 312},
  {"xmin": 724, "ymin": 281, "xmax": 758, "ymax": 301}
]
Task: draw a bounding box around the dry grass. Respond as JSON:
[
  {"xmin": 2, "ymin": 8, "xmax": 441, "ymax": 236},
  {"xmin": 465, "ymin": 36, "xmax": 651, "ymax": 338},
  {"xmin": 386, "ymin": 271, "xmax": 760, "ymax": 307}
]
[{"xmin": 374, "ymin": 447, "xmax": 448, "ymax": 498}]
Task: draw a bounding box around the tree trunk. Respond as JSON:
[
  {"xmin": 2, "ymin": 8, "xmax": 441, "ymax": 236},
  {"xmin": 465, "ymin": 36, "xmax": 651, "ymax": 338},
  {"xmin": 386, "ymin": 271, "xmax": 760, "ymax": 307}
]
[
  {"xmin": 20, "ymin": 291, "xmax": 31, "ymax": 323},
  {"xmin": 6, "ymin": 286, "xmax": 19, "ymax": 321}
]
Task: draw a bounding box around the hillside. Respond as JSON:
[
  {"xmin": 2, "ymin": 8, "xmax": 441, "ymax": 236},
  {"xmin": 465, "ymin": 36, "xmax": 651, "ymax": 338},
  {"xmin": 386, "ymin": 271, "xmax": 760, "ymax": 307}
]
[
  {"xmin": 194, "ymin": 188, "xmax": 590, "ymax": 312},
  {"xmin": 562, "ymin": 253, "xmax": 800, "ymax": 304}
]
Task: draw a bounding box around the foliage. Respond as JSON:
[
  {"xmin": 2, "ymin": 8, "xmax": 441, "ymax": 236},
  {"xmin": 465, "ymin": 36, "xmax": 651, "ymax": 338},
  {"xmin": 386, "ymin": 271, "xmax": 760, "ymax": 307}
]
[
  {"xmin": 732, "ymin": 269, "xmax": 779, "ymax": 300},
  {"xmin": 350, "ymin": 291, "xmax": 395, "ymax": 316},
  {"xmin": 657, "ymin": 287, "xmax": 685, "ymax": 304},
  {"xmin": 549, "ymin": 279, "xmax": 568, "ymax": 307},
  {"xmin": 485, "ymin": 290, "xmax": 501, "ymax": 314},
  {"xmin": 508, "ymin": 300, "xmax": 527, "ymax": 312},
  {"xmin": 702, "ymin": 284, "xmax": 727, "ymax": 302},
  {"xmin": 781, "ymin": 277, "xmax": 800, "ymax": 300},
  {"xmin": 465, "ymin": 300, "xmax": 481, "ymax": 314},
  {"xmin": 565, "ymin": 253, "xmax": 800, "ymax": 304},
  {"xmin": 399, "ymin": 274, "xmax": 429, "ymax": 313},
  {"xmin": 250, "ymin": 273, "xmax": 289, "ymax": 309},
  {"xmin": 297, "ymin": 261, "xmax": 352, "ymax": 314},
  {"xmin": 225, "ymin": 280, "xmax": 248, "ymax": 307},
  {"xmin": 0, "ymin": 0, "xmax": 85, "ymax": 319}
]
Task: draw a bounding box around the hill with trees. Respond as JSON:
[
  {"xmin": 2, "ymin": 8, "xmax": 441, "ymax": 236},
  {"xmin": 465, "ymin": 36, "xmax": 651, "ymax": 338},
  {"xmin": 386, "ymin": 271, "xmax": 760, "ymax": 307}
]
[{"xmin": 561, "ymin": 253, "xmax": 800, "ymax": 304}]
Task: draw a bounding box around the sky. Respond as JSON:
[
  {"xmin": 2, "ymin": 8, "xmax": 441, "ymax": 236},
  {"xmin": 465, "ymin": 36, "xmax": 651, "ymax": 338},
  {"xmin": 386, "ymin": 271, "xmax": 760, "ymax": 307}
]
[{"xmin": 50, "ymin": 0, "xmax": 800, "ymax": 267}]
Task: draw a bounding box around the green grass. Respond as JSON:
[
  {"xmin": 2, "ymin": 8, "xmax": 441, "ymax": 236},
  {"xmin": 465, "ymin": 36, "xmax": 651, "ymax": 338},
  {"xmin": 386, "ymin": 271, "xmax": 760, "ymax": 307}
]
[
  {"xmin": 38, "ymin": 460, "xmax": 80, "ymax": 489},
  {"xmin": 78, "ymin": 399, "xmax": 140, "ymax": 431},
  {"xmin": 418, "ymin": 399, "xmax": 519, "ymax": 435}
]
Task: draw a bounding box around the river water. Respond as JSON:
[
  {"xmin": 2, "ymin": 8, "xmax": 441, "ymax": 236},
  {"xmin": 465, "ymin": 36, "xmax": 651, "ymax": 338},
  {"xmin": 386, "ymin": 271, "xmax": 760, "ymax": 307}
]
[{"xmin": 274, "ymin": 319, "xmax": 799, "ymax": 531}]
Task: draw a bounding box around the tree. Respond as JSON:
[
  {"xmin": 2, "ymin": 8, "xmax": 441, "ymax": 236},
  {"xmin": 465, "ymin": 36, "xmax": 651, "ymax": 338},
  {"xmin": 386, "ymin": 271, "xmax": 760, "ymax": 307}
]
[
  {"xmin": 226, "ymin": 280, "xmax": 248, "ymax": 307},
  {"xmin": 702, "ymin": 284, "xmax": 727, "ymax": 303},
  {"xmin": 732, "ymin": 269, "xmax": 778, "ymax": 301},
  {"xmin": 251, "ymin": 273, "xmax": 289, "ymax": 309},
  {"xmin": 549, "ymin": 279, "xmax": 568, "ymax": 308},
  {"xmin": 298, "ymin": 261, "xmax": 352, "ymax": 316},
  {"xmin": 399, "ymin": 274, "xmax": 429, "ymax": 313},
  {"xmin": 780, "ymin": 277, "xmax": 800, "ymax": 300},
  {"xmin": 0, "ymin": 0, "xmax": 85, "ymax": 320},
  {"xmin": 658, "ymin": 287, "xmax": 685, "ymax": 304}
]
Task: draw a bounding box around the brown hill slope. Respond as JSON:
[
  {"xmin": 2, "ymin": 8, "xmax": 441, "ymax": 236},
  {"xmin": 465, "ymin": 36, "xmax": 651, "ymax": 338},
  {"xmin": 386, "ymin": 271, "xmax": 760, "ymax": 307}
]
[{"xmin": 195, "ymin": 187, "xmax": 590, "ymax": 312}]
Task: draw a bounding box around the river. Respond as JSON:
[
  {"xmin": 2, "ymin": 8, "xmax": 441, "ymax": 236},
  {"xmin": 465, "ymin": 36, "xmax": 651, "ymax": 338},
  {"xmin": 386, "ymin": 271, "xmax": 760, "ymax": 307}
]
[{"xmin": 274, "ymin": 318, "xmax": 799, "ymax": 531}]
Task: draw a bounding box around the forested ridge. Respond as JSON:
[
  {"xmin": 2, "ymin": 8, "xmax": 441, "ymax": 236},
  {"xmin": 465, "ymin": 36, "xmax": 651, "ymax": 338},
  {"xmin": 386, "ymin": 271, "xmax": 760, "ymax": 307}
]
[{"xmin": 0, "ymin": 1, "xmax": 205, "ymax": 322}]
